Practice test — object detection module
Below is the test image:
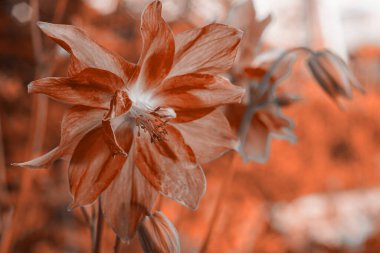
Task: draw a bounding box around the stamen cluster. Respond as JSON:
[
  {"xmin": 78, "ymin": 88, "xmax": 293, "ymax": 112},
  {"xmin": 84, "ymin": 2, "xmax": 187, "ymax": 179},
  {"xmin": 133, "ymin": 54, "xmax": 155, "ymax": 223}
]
[{"xmin": 135, "ymin": 107, "xmax": 170, "ymax": 143}]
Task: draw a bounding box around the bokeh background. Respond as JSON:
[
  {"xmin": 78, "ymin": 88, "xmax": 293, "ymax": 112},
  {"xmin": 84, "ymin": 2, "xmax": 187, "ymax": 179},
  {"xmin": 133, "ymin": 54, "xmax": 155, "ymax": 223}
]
[{"xmin": 1, "ymin": 0, "xmax": 380, "ymax": 252}]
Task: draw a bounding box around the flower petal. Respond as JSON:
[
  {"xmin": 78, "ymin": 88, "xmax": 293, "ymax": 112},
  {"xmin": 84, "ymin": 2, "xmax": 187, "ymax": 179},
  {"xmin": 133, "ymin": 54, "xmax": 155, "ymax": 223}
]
[
  {"xmin": 307, "ymin": 50, "xmax": 364, "ymax": 103},
  {"xmin": 157, "ymin": 73, "xmax": 245, "ymax": 122},
  {"xmin": 241, "ymin": 113, "xmax": 271, "ymax": 163},
  {"xmin": 68, "ymin": 128, "xmax": 128, "ymax": 208},
  {"xmin": 37, "ymin": 22, "xmax": 135, "ymax": 82},
  {"xmin": 135, "ymin": 125, "xmax": 205, "ymax": 209},
  {"xmin": 240, "ymin": 107, "xmax": 295, "ymax": 163},
  {"xmin": 28, "ymin": 68, "xmax": 124, "ymax": 108},
  {"xmin": 132, "ymin": 0, "xmax": 175, "ymax": 91},
  {"xmin": 226, "ymin": 0, "xmax": 271, "ymax": 64},
  {"xmin": 102, "ymin": 91, "xmax": 132, "ymax": 156},
  {"xmin": 13, "ymin": 106, "xmax": 104, "ymax": 169},
  {"xmin": 176, "ymin": 110, "xmax": 237, "ymax": 164},
  {"xmin": 170, "ymin": 23, "xmax": 242, "ymax": 76},
  {"xmin": 138, "ymin": 211, "xmax": 180, "ymax": 253},
  {"xmin": 102, "ymin": 144, "xmax": 157, "ymax": 241}
]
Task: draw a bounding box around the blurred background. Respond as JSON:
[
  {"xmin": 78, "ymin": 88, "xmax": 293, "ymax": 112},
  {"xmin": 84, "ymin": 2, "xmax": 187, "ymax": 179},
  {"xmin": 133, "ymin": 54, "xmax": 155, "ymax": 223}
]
[{"xmin": 1, "ymin": 0, "xmax": 380, "ymax": 252}]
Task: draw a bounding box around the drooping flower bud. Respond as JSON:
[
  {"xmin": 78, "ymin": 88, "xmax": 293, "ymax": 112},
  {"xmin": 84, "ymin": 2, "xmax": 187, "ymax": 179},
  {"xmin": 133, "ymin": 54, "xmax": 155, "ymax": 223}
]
[
  {"xmin": 138, "ymin": 211, "xmax": 180, "ymax": 253},
  {"xmin": 307, "ymin": 50, "xmax": 364, "ymax": 103}
]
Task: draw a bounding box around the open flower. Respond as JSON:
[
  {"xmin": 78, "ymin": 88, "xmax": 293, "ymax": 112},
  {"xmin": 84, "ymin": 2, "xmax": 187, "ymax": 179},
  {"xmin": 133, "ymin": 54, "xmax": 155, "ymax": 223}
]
[
  {"xmin": 14, "ymin": 0, "xmax": 244, "ymax": 241},
  {"xmin": 238, "ymin": 58, "xmax": 297, "ymax": 163},
  {"xmin": 227, "ymin": 57, "xmax": 297, "ymax": 163},
  {"xmin": 224, "ymin": 1, "xmax": 296, "ymax": 163}
]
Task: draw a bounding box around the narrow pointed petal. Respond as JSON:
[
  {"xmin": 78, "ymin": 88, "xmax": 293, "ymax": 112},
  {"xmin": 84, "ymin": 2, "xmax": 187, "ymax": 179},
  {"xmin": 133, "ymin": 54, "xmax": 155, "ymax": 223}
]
[
  {"xmin": 37, "ymin": 22, "xmax": 135, "ymax": 81},
  {"xmin": 157, "ymin": 73, "xmax": 245, "ymax": 122},
  {"xmin": 176, "ymin": 110, "xmax": 237, "ymax": 164},
  {"xmin": 13, "ymin": 106, "xmax": 104, "ymax": 169},
  {"xmin": 138, "ymin": 211, "xmax": 180, "ymax": 253},
  {"xmin": 170, "ymin": 24, "xmax": 242, "ymax": 76},
  {"xmin": 102, "ymin": 120, "xmax": 127, "ymax": 156},
  {"xmin": 135, "ymin": 125, "xmax": 205, "ymax": 209},
  {"xmin": 102, "ymin": 145, "xmax": 157, "ymax": 241},
  {"xmin": 28, "ymin": 68, "xmax": 124, "ymax": 108},
  {"xmin": 102, "ymin": 91, "xmax": 132, "ymax": 155},
  {"xmin": 133, "ymin": 0, "xmax": 175, "ymax": 91}
]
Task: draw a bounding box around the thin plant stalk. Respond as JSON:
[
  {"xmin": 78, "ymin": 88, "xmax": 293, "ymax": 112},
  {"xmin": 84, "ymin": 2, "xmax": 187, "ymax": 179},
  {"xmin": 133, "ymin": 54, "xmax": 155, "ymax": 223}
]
[
  {"xmin": 80, "ymin": 206, "xmax": 91, "ymax": 226},
  {"xmin": 199, "ymin": 47, "xmax": 316, "ymax": 253},
  {"xmin": 80, "ymin": 205, "xmax": 100, "ymax": 247},
  {"xmin": 0, "ymin": 116, "xmax": 6, "ymax": 187},
  {"xmin": 0, "ymin": 115, "xmax": 11, "ymax": 247},
  {"xmin": 93, "ymin": 198, "xmax": 104, "ymax": 253},
  {"xmin": 114, "ymin": 235, "xmax": 121, "ymax": 253},
  {"xmin": 0, "ymin": 0, "xmax": 46, "ymax": 251},
  {"xmin": 0, "ymin": 0, "xmax": 68, "ymax": 251},
  {"xmin": 199, "ymin": 152, "xmax": 240, "ymax": 253}
]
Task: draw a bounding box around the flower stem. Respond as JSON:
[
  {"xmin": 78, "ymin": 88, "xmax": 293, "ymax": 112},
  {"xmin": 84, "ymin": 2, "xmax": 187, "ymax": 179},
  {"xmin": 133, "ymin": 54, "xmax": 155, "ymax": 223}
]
[
  {"xmin": 199, "ymin": 152, "xmax": 240, "ymax": 253},
  {"xmin": 0, "ymin": 116, "xmax": 5, "ymax": 188},
  {"xmin": 257, "ymin": 47, "xmax": 314, "ymax": 96},
  {"xmin": 1, "ymin": 0, "xmax": 69, "ymax": 252},
  {"xmin": 114, "ymin": 235, "xmax": 120, "ymax": 253},
  {"xmin": 93, "ymin": 198, "xmax": 104, "ymax": 253}
]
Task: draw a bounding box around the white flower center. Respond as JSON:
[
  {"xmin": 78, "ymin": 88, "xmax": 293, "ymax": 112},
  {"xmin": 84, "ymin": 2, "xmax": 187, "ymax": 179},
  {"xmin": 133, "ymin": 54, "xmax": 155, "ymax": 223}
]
[{"xmin": 125, "ymin": 87, "xmax": 176, "ymax": 143}]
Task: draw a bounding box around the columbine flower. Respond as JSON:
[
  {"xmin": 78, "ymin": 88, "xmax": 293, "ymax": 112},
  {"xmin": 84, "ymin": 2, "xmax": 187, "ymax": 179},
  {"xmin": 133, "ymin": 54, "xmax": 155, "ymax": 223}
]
[
  {"xmin": 224, "ymin": 1, "xmax": 296, "ymax": 163},
  {"xmin": 227, "ymin": 59, "xmax": 297, "ymax": 163},
  {"xmin": 307, "ymin": 49, "xmax": 365, "ymax": 104},
  {"xmin": 14, "ymin": 0, "xmax": 244, "ymax": 241}
]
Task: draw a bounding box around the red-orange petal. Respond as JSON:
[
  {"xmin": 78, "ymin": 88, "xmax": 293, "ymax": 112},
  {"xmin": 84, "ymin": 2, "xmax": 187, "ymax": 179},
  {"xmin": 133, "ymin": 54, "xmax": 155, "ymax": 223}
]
[
  {"xmin": 226, "ymin": 0, "xmax": 271, "ymax": 65},
  {"xmin": 131, "ymin": 0, "xmax": 175, "ymax": 91},
  {"xmin": 102, "ymin": 145, "xmax": 157, "ymax": 241},
  {"xmin": 138, "ymin": 211, "xmax": 180, "ymax": 253},
  {"xmin": 157, "ymin": 73, "xmax": 245, "ymax": 122},
  {"xmin": 68, "ymin": 128, "xmax": 127, "ymax": 208},
  {"xmin": 307, "ymin": 50, "xmax": 364, "ymax": 104},
  {"xmin": 176, "ymin": 110, "xmax": 237, "ymax": 164},
  {"xmin": 13, "ymin": 106, "xmax": 104, "ymax": 169},
  {"xmin": 37, "ymin": 22, "xmax": 135, "ymax": 82},
  {"xmin": 170, "ymin": 23, "xmax": 242, "ymax": 76},
  {"xmin": 28, "ymin": 68, "xmax": 124, "ymax": 108},
  {"xmin": 135, "ymin": 125, "xmax": 205, "ymax": 209},
  {"xmin": 101, "ymin": 91, "xmax": 133, "ymax": 156},
  {"xmin": 240, "ymin": 106, "xmax": 295, "ymax": 163}
]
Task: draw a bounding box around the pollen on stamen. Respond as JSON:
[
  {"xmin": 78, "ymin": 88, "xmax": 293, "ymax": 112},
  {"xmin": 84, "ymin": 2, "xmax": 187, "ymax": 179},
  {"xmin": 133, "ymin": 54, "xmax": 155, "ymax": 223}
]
[{"xmin": 135, "ymin": 107, "xmax": 174, "ymax": 143}]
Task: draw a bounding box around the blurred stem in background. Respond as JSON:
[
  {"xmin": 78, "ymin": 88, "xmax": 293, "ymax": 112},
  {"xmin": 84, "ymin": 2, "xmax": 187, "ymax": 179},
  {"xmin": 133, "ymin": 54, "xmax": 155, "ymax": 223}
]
[
  {"xmin": 199, "ymin": 152, "xmax": 240, "ymax": 253},
  {"xmin": 0, "ymin": 115, "xmax": 13, "ymax": 247},
  {"xmin": 0, "ymin": 0, "xmax": 68, "ymax": 252},
  {"xmin": 93, "ymin": 198, "xmax": 104, "ymax": 253},
  {"xmin": 0, "ymin": 116, "xmax": 6, "ymax": 191}
]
